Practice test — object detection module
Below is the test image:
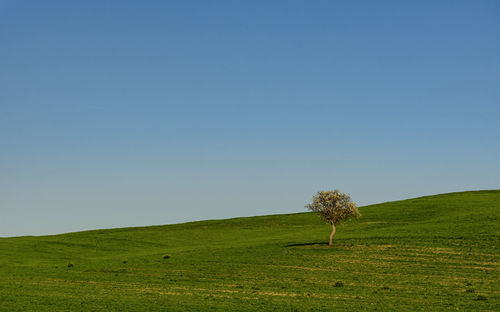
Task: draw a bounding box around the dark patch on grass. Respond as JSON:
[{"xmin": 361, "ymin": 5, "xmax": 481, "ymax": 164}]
[
  {"xmin": 163, "ymin": 255, "xmax": 171, "ymax": 259},
  {"xmin": 465, "ymin": 289, "xmax": 474, "ymax": 293},
  {"xmin": 381, "ymin": 286, "xmax": 391, "ymax": 290},
  {"xmin": 122, "ymin": 260, "xmax": 127, "ymax": 264},
  {"xmin": 476, "ymin": 295, "xmax": 487, "ymax": 301},
  {"xmin": 100, "ymin": 269, "xmax": 127, "ymax": 274},
  {"xmin": 67, "ymin": 263, "xmax": 74, "ymax": 268},
  {"xmin": 334, "ymin": 282, "xmax": 344, "ymax": 287}
]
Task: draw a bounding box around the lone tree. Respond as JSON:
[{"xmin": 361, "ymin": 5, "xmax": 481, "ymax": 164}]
[{"xmin": 305, "ymin": 190, "xmax": 361, "ymax": 247}]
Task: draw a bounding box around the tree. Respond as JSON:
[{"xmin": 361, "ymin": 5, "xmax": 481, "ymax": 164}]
[{"xmin": 305, "ymin": 190, "xmax": 361, "ymax": 247}]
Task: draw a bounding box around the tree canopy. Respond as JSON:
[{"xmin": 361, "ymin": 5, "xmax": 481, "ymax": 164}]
[{"xmin": 305, "ymin": 190, "xmax": 361, "ymax": 225}]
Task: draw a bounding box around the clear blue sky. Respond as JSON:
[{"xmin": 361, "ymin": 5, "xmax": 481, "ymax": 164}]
[{"xmin": 1, "ymin": 0, "xmax": 499, "ymax": 237}]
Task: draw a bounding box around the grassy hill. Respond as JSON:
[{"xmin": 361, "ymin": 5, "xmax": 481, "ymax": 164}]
[{"xmin": 1, "ymin": 190, "xmax": 499, "ymax": 311}]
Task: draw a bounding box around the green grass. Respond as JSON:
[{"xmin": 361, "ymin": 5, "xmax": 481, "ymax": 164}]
[{"xmin": 1, "ymin": 190, "xmax": 499, "ymax": 311}]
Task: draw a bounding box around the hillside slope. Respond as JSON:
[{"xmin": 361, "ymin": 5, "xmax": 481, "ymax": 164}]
[{"xmin": 0, "ymin": 190, "xmax": 499, "ymax": 311}]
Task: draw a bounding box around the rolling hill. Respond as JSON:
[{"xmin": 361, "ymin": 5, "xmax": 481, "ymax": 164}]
[{"xmin": 0, "ymin": 190, "xmax": 499, "ymax": 311}]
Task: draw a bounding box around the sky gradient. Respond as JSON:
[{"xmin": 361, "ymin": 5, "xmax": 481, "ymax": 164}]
[{"xmin": 1, "ymin": 0, "xmax": 499, "ymax": 237}]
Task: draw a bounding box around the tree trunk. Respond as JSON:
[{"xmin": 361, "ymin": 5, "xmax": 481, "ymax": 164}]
[{"xmin": 328, "ymin": 223, "xmax": 336, "ymax": 247}]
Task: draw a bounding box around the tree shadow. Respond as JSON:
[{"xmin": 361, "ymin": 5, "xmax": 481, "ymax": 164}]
[{"xmin": 285, "ymin": 242, "xmax": 328, "ymax": 247}]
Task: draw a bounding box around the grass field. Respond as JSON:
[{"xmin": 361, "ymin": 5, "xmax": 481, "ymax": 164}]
[{"xmin": 1, "ymin": 190, "xmax": 499, "ymax": 311}]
